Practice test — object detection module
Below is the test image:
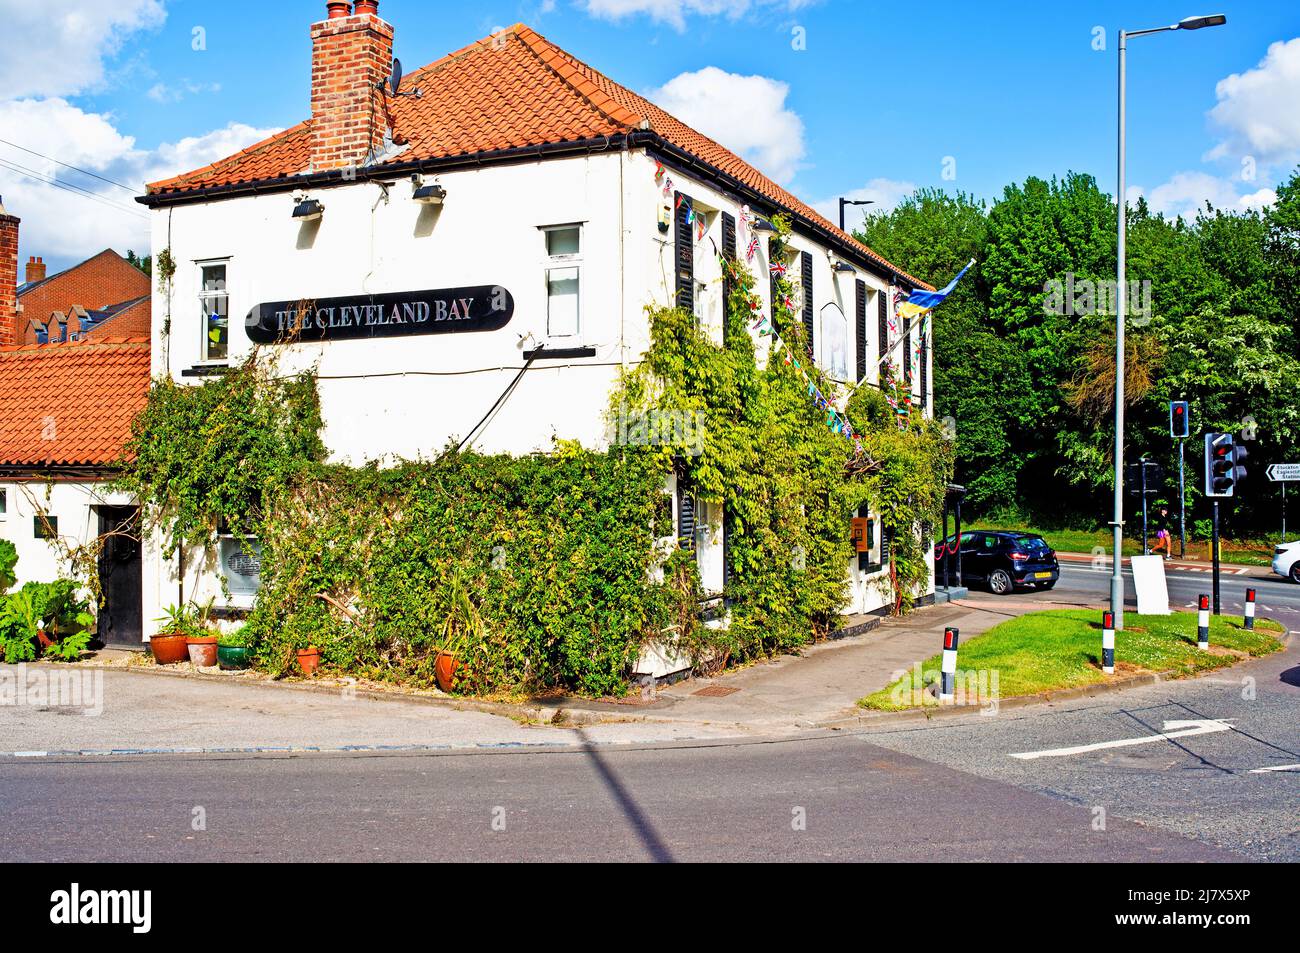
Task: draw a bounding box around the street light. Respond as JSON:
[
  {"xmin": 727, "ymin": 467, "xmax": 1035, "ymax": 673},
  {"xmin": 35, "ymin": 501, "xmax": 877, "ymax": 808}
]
[
  {"xmin": 838, "ymin": 198, "xmax": 875, "ymax": 231},
  {"xmin": 1111, "ymin": 13, "xmax": 1225, "ymax": 631}
]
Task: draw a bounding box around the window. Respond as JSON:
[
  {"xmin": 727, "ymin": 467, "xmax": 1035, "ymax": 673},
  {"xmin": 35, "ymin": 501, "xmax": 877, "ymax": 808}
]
[
  {"xmin": 34, "ymin": 515, "xmax": 57, "ymax": 539},
  {"xmin": 199, "ymin": 263, "xmax": 229, "ymax": 362},
  {"xmin": 819, "ymin": 303, "xmax": 849, "ymax": 380},
  {"xmin": 0, "ymin": 489, "xmax": 6, "ymax": 517},
  {"xmin": 219, "ymin": 536, "xmax": 263, "ymax": 596},
  {"xmin": 544, "ymin": 226, "xmax": 581, "ymax": 338}
]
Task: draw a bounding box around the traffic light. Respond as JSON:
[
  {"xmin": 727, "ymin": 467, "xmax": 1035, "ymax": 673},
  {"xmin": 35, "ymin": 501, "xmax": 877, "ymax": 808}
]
[
  {"xmin": 1204, "ymin": 432, "xmax": 1248, "ymax": 497},
  {"xmin": 1169, "ymin": 400, "xmax": 1190, "ymax": 438}
]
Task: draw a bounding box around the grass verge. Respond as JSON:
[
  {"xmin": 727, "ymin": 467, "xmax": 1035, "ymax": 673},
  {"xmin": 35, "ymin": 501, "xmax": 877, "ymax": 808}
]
[{"xmin": 860, "ymin": 608, "xmax": 1284, "ymax": 711}]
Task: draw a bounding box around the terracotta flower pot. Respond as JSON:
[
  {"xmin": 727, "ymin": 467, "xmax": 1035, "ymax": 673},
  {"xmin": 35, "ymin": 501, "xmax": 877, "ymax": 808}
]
[
  {"xmin": 187, "ymin": 635, "xmax": 219, "ymax": 667},
  {"xmin": 434, "ymin": 652, "xmax": 462, "ymax": 692},
  {"xmin": 297, "ymin": 647, "xmax": 322, "ymax": 676},
  {"xmin": 150, "ymin": 633, "xmax": 190, "ymax": 665}
]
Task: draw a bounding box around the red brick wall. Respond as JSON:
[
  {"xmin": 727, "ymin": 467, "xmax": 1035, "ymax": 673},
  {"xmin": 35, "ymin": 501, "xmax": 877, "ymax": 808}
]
[
  {"xmin": 17, "ymin": 250, "xmax": 150, "ymax": 327},
  {"xmin": 309, "ymin": 7, "xmax": 394, "ymax": 172},
  {"xmin": 0, "ymin": 209, "xmax": 18, "ymax": 347},
  {"xmin": 86, "ymin": 298, "xmax": 151, "ymax": 340}
]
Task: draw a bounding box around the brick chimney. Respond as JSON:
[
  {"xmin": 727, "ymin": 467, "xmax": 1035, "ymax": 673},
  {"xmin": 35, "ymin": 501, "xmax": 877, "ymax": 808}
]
[
  {"xmin": 0, "ymin": 196, "xmax": 19, "ymax": 347},
  {"xmin": 25, "ymin": 256, "xmax": 45, "ymax": 284},
  {"xmin": 309, "ymin": 1, "xmax": 394, "ymax": 173}
]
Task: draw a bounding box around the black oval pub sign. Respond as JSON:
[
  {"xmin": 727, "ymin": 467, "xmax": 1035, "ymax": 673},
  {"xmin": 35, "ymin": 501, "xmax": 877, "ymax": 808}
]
[{"xmin": 245, "ymin": 286, "xmax": 513, "ymax": 344}]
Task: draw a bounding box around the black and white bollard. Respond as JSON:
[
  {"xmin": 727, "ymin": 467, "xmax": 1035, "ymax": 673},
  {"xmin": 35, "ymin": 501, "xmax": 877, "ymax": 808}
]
[
  {"xmin": 1197, "ymin": 594, "xmax": 1210, "ymax": 650},
  {"xmin": 1102, "ymin": 611, "xmax": 1115, "ymax": 675},
  {"xmin": 939, "ymin": 627, "xmax": 959, "ymax": 702},
  {"xmin": 1244, "ymin": 588, "xmax": 1256, "ymax": 630}
]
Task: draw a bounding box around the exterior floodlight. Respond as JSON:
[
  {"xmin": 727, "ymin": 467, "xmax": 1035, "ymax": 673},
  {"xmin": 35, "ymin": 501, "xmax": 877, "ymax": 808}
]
[
  {"xmin": 413, "ymin": 183, "xmax": 446, "ymax": 205},
  {"xmin": 832, "ymin": 261, "xmax": 855, "ymax": 273},
  {"xmin": 750, "ymin": 216, "xmax": 777, "ymax": 233},
  {"xmin": 292, "ymin": 197, "xmax": 324, "ymax": 221},
  {"xmin": 1178, "ymin": 14, "xmax": 1226, "ymax": 30}
]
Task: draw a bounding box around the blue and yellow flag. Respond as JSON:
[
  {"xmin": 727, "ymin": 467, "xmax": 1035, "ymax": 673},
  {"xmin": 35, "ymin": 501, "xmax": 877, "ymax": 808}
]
[{"xmin": 897, "ymin": 259, "xmax": 975, "ymax": 320}]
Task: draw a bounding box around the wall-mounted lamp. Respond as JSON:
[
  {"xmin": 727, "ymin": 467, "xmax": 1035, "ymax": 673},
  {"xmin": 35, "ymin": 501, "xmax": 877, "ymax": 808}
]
[
  {"xmin": 832, "ymin": 261, "xmax": 855, "ymax": 274},
  {"xmin": 411, "ymin": 174, "xmax": 446, "ymax": 205},
  {"xmin": 750, "ymin": 216, "xmax": 777, "ymax": 233},
  {"xmin": 292, "ymin": 194, "xmax": 324, "ymax": 222}
]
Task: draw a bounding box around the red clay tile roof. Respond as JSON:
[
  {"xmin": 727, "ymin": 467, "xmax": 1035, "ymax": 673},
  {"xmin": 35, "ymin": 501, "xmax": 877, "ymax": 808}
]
[
  {"xmin": 0, "ymin": 338, "xmax": 150, "ymax": 468},
  {"xmin": 146, "ymin": 24, "xmax": 927, "ymax": 288}
]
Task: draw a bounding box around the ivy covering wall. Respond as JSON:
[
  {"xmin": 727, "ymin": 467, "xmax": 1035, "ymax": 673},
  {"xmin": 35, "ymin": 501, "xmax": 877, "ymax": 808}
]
[{"xmin": 119, "ymin": 219, "xmax": 951, "ymax": 696}]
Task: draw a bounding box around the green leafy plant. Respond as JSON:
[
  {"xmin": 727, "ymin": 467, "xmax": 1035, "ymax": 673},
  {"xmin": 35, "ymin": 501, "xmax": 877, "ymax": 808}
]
[
  {"xmin": 217, "ymin": 626, "xmax": 251, "ymax": 648},
  {"xmin": 0, "ymin": 540, "xmax": 17, "ymax": 593},
  {"xmin": 154, "ymin": 604, "xmax": 191, "ymax": 637},
  {"xmin": 1, "ymin": 591, "xmax": 41, "ymax": 664}
]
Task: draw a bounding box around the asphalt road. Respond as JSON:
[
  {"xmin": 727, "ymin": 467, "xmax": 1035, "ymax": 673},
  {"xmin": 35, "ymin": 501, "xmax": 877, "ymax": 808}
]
[
  {"xmin": 0, "ymin": 561, "xmax": 1291, "ymax": 864},
  {"xmin": 0, "ymin": 734, "xmax": 1243, "ymax": 862},
  {"xmin": 1056, "ymin": 562, "xmax": 1300, "ymax": 621}
]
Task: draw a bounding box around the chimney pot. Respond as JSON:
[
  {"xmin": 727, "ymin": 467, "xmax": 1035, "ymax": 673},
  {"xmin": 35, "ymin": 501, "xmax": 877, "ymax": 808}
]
[
  {"xmin": 326, "ymin": 2, "xmax": 352, "ymax": 18},
  {"xmin": 355, "ymin": 1, "xmax": 379, "ymax": 13}
]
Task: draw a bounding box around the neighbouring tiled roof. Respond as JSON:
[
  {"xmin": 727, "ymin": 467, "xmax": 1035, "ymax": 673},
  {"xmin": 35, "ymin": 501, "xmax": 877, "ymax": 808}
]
[
  {"xmin": 146, "ymin": 24, "xmax": 928, "ymax": 289},
  {"xmin": 0, "ymin": 338, "xmax": 151, "ymax": 468}
]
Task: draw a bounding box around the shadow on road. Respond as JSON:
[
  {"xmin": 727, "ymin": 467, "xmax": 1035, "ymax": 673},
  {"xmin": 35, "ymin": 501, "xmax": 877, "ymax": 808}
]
[
  {"xmin": 1280, "ymin": 665, "xmax": 1300, "ymax": 689},
  {"xmin": 575, "ymin": 728, "xmax": 674, "ymax": 863}
]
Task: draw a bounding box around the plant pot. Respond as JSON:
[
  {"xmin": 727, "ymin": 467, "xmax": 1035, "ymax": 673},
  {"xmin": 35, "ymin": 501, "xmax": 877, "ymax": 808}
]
[
  {"xmin": 150, "ymin": 633, "xmax": 190, "ymax": 665},
  {"xmin": 187, "ymin": 635, "xmax": 219, "ymax": 667},
  {"xmin": 217, "ymin": 644, "xmax": 251, "ymax": 670},
  {"xmin": 296, "ymin": 647, "xmax": 321, "ymax": 676},
  {"xmin": 434, "ymin": 651, "xmax": 462, "ymax": 692}
]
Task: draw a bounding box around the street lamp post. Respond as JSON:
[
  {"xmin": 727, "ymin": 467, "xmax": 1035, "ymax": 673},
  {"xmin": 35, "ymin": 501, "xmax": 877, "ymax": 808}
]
[
  {"xmin": 1111, "ymin": 13, "xmax": 1225, "ymax": 631},
  {"xmin": 838, "ymin": 198, "xmax": 875, "ymax": 232}
]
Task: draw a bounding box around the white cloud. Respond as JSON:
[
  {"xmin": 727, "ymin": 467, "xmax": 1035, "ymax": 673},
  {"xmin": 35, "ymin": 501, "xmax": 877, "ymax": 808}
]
[
  {"xmin": 0, "ymin": 98, "xmax": 277, "ymax": 267},
  {"xmin": 584, "ymin": 0, "xmax": 813, "ymax": 32},
  {"xmin": 1128, "ymin": 171, "xmax": 1276, "ymax": 219},
  {"xmin": 0, "ymin": 0, "xmax": 166, "ymax": 98},
  {"xmin": 1207, "ymin": 37, "xmax": 1300, "ymax": 168},
  {"xmin": 647, "ymin": 66, "xmax": 805, "ymax": 182},
  {"xmin": 147, "ymin": 80, "xmax": 222, "ymax": 104},
  {"xmin": 811, "ymin": 178, "xmax": 917, "ymax": 225}
]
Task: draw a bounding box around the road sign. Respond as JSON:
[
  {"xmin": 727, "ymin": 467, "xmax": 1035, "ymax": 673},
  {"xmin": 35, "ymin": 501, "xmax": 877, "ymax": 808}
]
[{"xmin": 1266, "ymin": 463, "xmax": 1300, "ymax": 482}]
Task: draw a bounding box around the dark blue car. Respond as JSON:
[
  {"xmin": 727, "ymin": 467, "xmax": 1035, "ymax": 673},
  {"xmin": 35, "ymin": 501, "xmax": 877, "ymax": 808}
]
[{"xmin": 939, "ymin": 530, "xmax": 1060, "ymax": 595}]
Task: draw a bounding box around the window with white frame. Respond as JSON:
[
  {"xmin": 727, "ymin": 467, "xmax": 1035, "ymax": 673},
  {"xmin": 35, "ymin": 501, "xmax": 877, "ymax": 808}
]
[
  {"xmin": 543, "ymin": 225, "xmax": 581, "ymax": 339},
  {"xmin": 199, "ymin": 262, "xmax": 229, "ymax": 362},
  {"xmin": 820, "ymin": 302, "xmax": 849, "ymax": 380},
  {"xmin": 0, "ymin": 488, "xmax": 7, "ymax": 518}
]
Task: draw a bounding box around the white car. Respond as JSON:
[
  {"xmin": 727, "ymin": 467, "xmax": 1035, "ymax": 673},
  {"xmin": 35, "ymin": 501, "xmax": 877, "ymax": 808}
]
[{"xmin": 1271, "ymin": 540, "xmax": 1300, "ymax": 583}]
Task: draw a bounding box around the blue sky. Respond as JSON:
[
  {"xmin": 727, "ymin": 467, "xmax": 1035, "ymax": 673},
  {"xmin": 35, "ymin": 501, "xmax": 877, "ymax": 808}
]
[{"xmin": 3, "ymin": 0, "xmax": 1298, "ymax": 273}]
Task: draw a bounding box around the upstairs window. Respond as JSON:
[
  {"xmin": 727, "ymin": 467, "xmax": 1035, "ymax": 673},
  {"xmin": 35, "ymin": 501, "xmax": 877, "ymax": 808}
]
[
  {"xmin": 544, "ymin": 225, "xmax": 581, "ymax": 339},
  {"xmin": 199, "ymin": 263, "xmax": 229, "ymax": 363}
]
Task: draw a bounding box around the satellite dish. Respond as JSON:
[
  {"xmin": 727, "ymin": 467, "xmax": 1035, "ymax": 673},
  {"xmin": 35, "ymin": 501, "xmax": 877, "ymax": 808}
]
[{"xmin": 388, "ymin": 58, "xmax": 403, "ymax": 96}]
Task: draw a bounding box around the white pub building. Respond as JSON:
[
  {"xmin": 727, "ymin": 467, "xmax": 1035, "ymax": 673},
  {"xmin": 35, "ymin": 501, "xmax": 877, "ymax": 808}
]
[{"xmin": 138, "ymin": 2, "xmax": 936, "ymax": 657}]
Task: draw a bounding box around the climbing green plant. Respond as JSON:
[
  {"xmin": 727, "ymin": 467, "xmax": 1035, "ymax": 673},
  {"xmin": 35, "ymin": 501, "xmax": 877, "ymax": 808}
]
[
  {"xmin": 117, "ymin": 355, "xmax": 325, "ymax": 556},
  {"xmin": 611, "ymin": 214, "xmax": 952, "ymax": 662}
]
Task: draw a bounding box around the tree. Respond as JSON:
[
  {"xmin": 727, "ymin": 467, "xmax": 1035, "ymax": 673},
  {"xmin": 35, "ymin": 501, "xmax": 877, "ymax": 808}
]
[{"xmin": 126, "ymin": 250, "xmax": 152, "ymax": 278}]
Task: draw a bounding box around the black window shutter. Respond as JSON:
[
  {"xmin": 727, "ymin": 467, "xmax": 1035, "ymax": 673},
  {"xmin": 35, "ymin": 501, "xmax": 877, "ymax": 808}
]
[
  {"xmin": 854, "ymin": 279, "xmax": 867, "ymax": 382},
  {"xmin": 920, "ymin": 329, "xmax": 928, "ymax": 409},
  {"xmin": 769, "ymin": 237, "xmax": 779, "ymax": 324},
  {"xmin": 877, "ymin": 291, "xmax": 889, "ymax": 379},
  {"xmin": 677, "ymin": 475, "xmax": 696, "ymax": 552},
  {"xmin": 675, "ymin": 191, "xmax": 693, "ymax": 314},
  {"xmin": 721, "ymin": 211, "xmax": 736, "ymax": 322},
  {"xmin": 801, "ymin": 250, "xmax": 814, "ymax": 356},
  {"xmin": 882, "ymin": 526, "xmax": 893, "ymax": 565}
]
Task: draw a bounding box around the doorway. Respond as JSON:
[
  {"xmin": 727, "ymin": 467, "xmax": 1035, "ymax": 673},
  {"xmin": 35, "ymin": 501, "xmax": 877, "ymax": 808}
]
[{"xmin": 96, "ymin": 506, "xmax": 142, "ymax": 646}]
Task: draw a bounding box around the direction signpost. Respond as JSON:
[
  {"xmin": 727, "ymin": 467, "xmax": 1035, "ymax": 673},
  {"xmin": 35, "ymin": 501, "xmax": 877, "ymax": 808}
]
[{"xmin": 1267, "ymin": 463, "xmax": 1300, "ymax": 541}]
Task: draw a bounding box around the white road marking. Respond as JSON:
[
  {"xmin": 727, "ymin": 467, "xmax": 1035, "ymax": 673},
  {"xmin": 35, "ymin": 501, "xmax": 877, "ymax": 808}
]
[
  {"xmin": 1009, "ymin": 719, "xmax": 1234, "ymax": 761},
  {"xmin": 1248, "ymin": 763, "xmax": 1300, "ymax": 774},
  {"xmin": 14, "ymin": 751, "xmax": 47, "ymax": 758}
]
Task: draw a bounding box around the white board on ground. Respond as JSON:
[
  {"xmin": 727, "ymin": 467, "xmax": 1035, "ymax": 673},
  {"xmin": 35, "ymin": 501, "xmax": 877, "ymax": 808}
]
[{"xmin": 1130, "ymin": 554, "xmax": 1171, "ymax": 615}]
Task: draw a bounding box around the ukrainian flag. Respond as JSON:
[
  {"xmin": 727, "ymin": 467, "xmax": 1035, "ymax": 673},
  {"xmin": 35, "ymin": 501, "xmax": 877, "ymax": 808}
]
[{"xmin": 897, "ymin": 259, "xmax": 975, "ymax": 320}]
